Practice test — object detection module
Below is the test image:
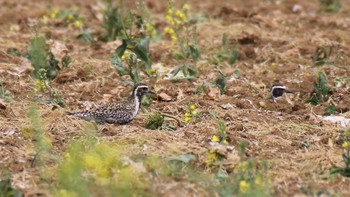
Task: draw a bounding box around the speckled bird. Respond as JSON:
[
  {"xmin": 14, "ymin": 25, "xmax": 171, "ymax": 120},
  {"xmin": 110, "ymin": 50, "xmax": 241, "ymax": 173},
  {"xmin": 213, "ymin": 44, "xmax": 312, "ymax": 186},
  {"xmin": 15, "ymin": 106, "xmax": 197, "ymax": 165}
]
[{"xmin": 67, "ymin": 83, "xmax": 155, "ymax": 125}]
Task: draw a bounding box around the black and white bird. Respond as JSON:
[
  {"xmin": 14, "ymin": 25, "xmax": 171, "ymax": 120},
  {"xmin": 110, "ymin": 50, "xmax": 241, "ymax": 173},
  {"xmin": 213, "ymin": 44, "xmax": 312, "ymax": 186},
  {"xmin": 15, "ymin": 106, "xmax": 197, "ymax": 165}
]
[
  {"xmin": 270, "ymin": 85, "xmax": 293, "ymax": 100},
  {"xmin": 67, "ymin": 83, "xmax": 155, "ymax": 125}
]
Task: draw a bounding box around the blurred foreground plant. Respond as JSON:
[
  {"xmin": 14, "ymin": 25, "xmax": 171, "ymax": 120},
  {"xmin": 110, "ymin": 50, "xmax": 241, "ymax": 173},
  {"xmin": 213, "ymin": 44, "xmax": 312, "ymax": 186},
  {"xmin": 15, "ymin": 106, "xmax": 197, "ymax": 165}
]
[
  {"xmin": 55, "ymin": 123, "xmax": 153, "ymax": 197},
  {"xmin": 215, "ymin": 141, "xmax": 270, "ymax": 197},
  {"xmin": 27, "ymin": 35, "xmax": 69, "ymax": 108},
  {"xmin": 330, "ymin": 141, "xmax": 350, "ymax": 177},
  {"xmin": 27, "ymin": 104, "xmax": 53, "ymax": 167}
]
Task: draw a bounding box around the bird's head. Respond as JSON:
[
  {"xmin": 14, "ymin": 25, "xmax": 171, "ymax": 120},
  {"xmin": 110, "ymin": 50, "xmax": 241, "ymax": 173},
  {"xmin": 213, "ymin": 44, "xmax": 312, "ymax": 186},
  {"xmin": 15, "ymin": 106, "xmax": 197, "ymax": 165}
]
[{"xmin": 132, "ymin": 83, "xmax": 155, "ymax": 98}]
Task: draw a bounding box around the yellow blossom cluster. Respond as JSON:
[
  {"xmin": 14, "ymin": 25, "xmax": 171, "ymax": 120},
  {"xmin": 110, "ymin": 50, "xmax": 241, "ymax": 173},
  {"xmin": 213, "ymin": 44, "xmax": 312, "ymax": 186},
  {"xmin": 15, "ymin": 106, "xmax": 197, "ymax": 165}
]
[
  {"xmin": 205, "ymin": 149, "xmax": 220, "ymax": 166},
  {"xmin": 184, "ymin": 104, "xmax": 198, "ymax": 123},
  {"xmin": 164, "ymin": 3, "xmax": 190, "ymax": 43},
  {"xmin": 145, "ymin": 22, "xmax": 157, "ymax": 38},
  {"xmin": 211, "ymin": 135, "xmax": 228, "ymax": 145},
  {"xmin": 33, "ymin": 79, "xmax": 46, "ymax": 93},
  {"xmin": 164, "ymin": 27, "xmax": 177, "ymax": 43},
  {"xmin": 42, "ymin": 8, "xmax": 83, "ymax": 28},
  {"xmin": 342, "ymin": 141, "xmax": 350, "ymax": 149},
  {"xmin": 33, "ymin": 69, "xmax": 48, "ymax": 93},
  {"xmin": 239, "ymin": 180, "xmax": 250, "ymax": 193},
  {"xmin": 121, "ymin": 50, "xmax": 132, "ymax": 61}
]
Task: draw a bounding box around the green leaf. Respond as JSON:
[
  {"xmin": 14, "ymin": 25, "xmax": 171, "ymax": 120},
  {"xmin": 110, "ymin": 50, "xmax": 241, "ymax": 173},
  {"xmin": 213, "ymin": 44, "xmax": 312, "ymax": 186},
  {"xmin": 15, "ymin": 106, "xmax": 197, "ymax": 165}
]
[
  {"xmin": 6, "ymin": 48, "xmax": 21, "ymax": 57},
  {"xmin": 111, "ymin": 54, "xmax": 129, "ymax": 76},
  {"xmin": 325, "ymin": 104, "xmax": 336, "ymax": 115},
  {"xmin": 62, "ymin": 55, "xmax": 72, "ymax": 68},
  {"xmin": 172, "ymin": 65, "xmax": 183, "ymax": 77},
  {"xmin": 145, "ymin": 112, "xmax": 164, "ymax": 130},
  {"xmin": 213, "ymin": 72, "xmax": 227, "ymax": 94},
  {"xmin": 168, "ymin": 153, "xmax": 196, "ymax": 164},
  {"xmin": 116, "ymin": 39, "xmax": 129, "ymax": 58},
  {"xmin": 189, "ymin": 44, "xmax": 200, "ymax": 60},
  {"xmin": 0, "ymin": 179, "xmax": 23, "ymax": 197},
  {"xmin": 184, "ymin": 65, "xmax": 196, "ymax": 77},
  {"xmin": 229, "ymin": 49, "xmax": 239, "ymax": 65},
  {"xmin": 134, "ymin": 37, "xmax": 151, "ymax": 67}
]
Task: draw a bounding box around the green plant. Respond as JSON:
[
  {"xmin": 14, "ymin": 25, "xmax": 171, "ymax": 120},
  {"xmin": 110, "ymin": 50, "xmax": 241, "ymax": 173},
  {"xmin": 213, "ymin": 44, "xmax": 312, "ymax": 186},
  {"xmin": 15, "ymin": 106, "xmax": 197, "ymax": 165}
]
[
  {"xmin": 214, "ymin": 141, "xmax": 270, "ymax": 197},
  {"xmin": 320, "ymin": 0, "xmax": 341, "ymax": 13},
  {"xmin": 0, "ymin": 85, "xmax": 12, "ymax": 102},
  {"xmin": 166, "ymin": 153, "xmax": 197, "ymax": 177},
  {"xmin": 212, "ymin": 33, "xmax": 239, "ymax": 66},
  {"xmin": 0, "ymin": 179, "xmax": 23, "ymax": 197},
  {"xmin": 312, "ymin": 46, "xmax": 334, "ymax": 66},
  {"xmin": 164, "ymin": 2, "xmax": 200, "ymax": 61},
  {"xmin": 28, "ymin": 36, "xmax": 58, "ymax": 80},
  {"xmin": 306, "ymin": 71, "xmax": 331, "ymax": 105},
  {"xmin": 100, "ymin": 0, "xmax": 130, "ymax": 41},
  {"xmin": 325, "ymin": 104, "xmax": 336, "ymax": 115},
  {"xmin": 55, "ymin": 124, "xmax": 154, "ymax": 197},
  {"xmin": 213, "ymin": 70, "xmax": 227, "ymax": 94},
  {"xmin": 27, "ymin": 104, "xmax": 53, "ymax": 167},
  {"xmin": 206, "ymin": 121, "xmax": 228, "ymax": 168},
  {"xmin": 111, "ymin": 46, "xmax": 152, "ymax": 84},
  {"xmin": 146, "ymin": 112, "xmax": 164, "ymax": 130},
  {"xmin": 171, "ymin": 64, "xmax": 197, "ymax": 80},
  {"xmin": 6, "ymin": 48, "xmax": 21, "ymax": 57},
  {"xmin": 78, "ymin": 28, "xmax": 94, "ymax": 43},
  {"xmin": 183, "ymin": 104, "xmax": 199, "ymax": 123},
  {"xmin": 330, "ymin": 142, "xmax": 350, "ymax": 177},
  {"xmin": 27, "ymin": 35, "xmax": 69, "ymax": 108}
]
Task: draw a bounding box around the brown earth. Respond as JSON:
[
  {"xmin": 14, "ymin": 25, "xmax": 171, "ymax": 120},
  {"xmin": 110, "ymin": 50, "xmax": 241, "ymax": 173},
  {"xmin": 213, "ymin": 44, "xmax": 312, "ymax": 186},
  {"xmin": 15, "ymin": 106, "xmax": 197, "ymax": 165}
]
[{"xmin": 0, "ymin": 0, "xmax": 350, "ymax": 196}]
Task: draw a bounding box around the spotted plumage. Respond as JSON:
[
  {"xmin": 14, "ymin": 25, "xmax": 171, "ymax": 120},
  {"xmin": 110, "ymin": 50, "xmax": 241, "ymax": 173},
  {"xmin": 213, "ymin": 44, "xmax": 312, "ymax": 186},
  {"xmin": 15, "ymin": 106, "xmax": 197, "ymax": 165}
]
[
  {"xmin": 67, "ymin": 83, "xmax": 155, "ymax": 125},
  {"xmin": 270, "ymin": 85, "xmax": 293, "ymax": 100}
]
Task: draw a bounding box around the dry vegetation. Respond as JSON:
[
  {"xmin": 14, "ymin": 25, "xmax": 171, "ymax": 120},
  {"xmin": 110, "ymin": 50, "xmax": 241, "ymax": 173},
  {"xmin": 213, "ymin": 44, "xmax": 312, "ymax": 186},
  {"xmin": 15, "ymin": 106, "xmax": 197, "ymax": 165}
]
[{"xmin": 0, "ymin": 0, "xmax": 350, "ymax": 196}]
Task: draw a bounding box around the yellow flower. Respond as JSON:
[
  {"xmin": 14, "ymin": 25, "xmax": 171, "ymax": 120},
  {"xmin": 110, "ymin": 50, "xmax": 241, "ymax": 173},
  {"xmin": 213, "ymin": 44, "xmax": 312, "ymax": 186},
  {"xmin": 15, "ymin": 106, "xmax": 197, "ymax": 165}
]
[
  {"xmin": 165, "ymin": 15, "xmax": 174, "ymax": 24},
  {"xmin": 175, "ymin": 19, "xmax": 181, "ymax": 25},
  {"xmin": 211, "ymin": 135, "xmax": 220, "ymax": 143},
  {"xmin": 205, "ymin": 150, "xmax": 219, "ymax": 165},
  {"xmin": 236, "ymin": 161, "xmax": 249, "ymax": 172},
  {"xmin": 239, "ymin": 180, "xmax": 250, "ymax": 193},
  {"xmin": 184, "ymin": 117, "xmax": 191, "ymax": 123},
  {"xmin": 182, "ymin": 4, "xmax": 190, "ymax": 11},
  {"xmin": 176, "ymin": 10, "xmax": 186, "ymax": 22},
  {"xmin": 171, "ymin": 35, "xmax": 177, "ymax": 43},
  {"xmin": 50, "ymin": 9, "xmax": 59, "ymax": 18},
  {"xmin": 146, "ymin": 23, "xmax": 156, "ymax": 37},
  {"xmin": 84, "ymin": 153, "xmax": 101, "ymax": 170},
  {"xmin": 190, "ymin": 105, "xmax": 195, "ymax": 110},
  {"xmin": 342, "ymin": 141, "xmax": 350, "ymax": 148},
  {"xmin": 74, "ymin": 20, "xmax": 83, "ymax": 28},
  {"xmin": 185, "ymin": 112, "xmax": 191, "ymax": 117},
  {"xmin": 164, "ymin": 27, "xmax": 175, "ymax": 35},
  {"xmin": 167, "ymin": 8, "xmax": 173, "ymax": 15},
  {"xmin": 67, "ymin": 14, "xmax": 74, "ymax": 20},
  {"xmin": 121, "ymin": 50, "xmax": 131, "ymax": 61}
]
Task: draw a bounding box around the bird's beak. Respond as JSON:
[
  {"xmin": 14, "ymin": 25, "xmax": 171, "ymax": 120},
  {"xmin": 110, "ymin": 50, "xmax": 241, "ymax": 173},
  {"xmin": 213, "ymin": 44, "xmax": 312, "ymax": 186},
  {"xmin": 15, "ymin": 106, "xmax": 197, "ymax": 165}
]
[{"xmin": 147, "ymin": 90, "xmax": 156, "ymax": 95}]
